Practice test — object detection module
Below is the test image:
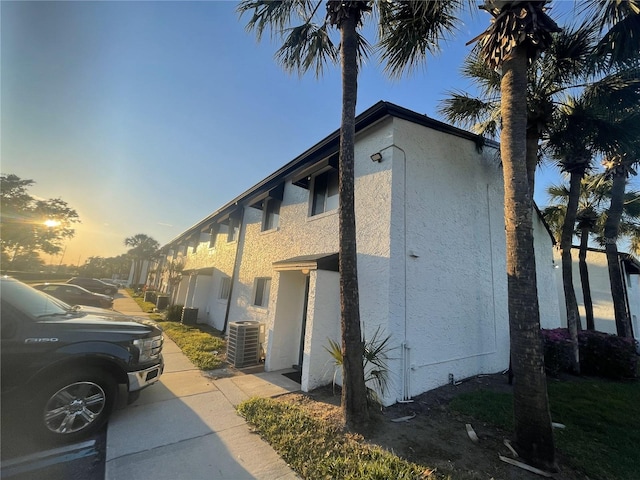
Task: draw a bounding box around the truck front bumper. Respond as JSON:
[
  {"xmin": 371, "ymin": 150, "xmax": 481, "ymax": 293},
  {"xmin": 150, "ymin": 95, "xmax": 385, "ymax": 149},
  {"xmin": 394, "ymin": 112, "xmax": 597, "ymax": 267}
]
[{"xmin": 128, "ymin": 357, "xmax": 164, "ymax": 391}]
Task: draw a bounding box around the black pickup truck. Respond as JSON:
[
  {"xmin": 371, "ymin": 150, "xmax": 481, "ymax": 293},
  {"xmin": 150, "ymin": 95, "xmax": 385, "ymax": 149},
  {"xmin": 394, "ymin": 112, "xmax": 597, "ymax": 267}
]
[{"xmin": 1, "ymin": 277, "xmax": 164, "ymax": 442}]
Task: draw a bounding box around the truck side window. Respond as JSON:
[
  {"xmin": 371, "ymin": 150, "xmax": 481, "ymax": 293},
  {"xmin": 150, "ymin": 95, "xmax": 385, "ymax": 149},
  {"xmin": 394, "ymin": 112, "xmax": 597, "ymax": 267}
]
[{"xmin": 0, "ymin": 301, "xmax": 20, "ymax": 339}]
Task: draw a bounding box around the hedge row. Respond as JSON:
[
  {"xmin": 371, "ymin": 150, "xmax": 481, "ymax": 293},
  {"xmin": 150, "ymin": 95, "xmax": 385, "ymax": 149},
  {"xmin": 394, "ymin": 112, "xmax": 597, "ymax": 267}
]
[{"xmin": 542, "ymin": 328, "xmax": 638, "ymax": 379}]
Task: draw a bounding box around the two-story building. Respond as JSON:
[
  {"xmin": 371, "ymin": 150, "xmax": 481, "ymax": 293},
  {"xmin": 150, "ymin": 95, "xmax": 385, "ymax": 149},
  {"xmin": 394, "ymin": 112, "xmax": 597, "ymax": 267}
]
[{"xmin": 154, "ymin": 101, "xmax": 561, "ymax": 406}]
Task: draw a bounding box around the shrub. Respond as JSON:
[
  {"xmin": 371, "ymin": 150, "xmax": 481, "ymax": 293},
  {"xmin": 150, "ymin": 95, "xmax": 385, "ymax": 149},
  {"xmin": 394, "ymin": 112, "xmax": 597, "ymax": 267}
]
[
  {"xmin": 579, "ymin": 330, "xmax": 638, "ymax": 379},
  {"xmin": 541, "ymin": 328, "xmax": 574, "ymax": 376},
  {"xmin": 542, "ymin": 328, "xmax": 638, "ymax": 379},
  {"xmin": 166, "ymin": 304, "xmax": 184, "ymax": 322}
]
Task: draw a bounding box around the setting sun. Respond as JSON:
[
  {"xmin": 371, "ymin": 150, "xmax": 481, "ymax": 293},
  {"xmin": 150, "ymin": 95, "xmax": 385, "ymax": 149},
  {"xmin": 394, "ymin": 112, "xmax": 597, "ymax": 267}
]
[{"xmin": 44, "ymin": 219, "xmax": 60, "ymax": 228}]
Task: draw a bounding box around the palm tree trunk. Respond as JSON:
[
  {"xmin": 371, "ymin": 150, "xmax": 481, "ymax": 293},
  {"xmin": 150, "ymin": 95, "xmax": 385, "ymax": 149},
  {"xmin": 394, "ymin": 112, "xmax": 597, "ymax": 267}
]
[
  {"xmin": 578, "ymin": 226, "xmax": 595, "ymax": 330},
  {"xmin": 501, "ymin": 45, "xmax": 556, "ymax": 471},
  {"xmin": 604, "ymin": 171, "xmax": 633, "ymax": 337},
  {"xmin": 338, "ymin": 11, "xmax": 369, "ymax": 429},
  {"xmin": 525, "ymin": 128, "xmax": 539, "ymax": 198},
  {"xmin": 560, "ymin": 170, "xmax": 582, "ymax": 373}
]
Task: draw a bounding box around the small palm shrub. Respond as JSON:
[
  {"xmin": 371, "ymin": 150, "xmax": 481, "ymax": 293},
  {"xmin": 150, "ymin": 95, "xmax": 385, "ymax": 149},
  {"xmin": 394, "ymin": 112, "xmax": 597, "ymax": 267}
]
[{"xmin": 325, "ymin": 327, "xmax": 392, "ymax": 408}]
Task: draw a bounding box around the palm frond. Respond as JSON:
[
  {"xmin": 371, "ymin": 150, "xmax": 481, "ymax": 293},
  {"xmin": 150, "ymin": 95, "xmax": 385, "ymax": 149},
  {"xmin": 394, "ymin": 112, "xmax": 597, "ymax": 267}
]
[
  {"xmin": 583, "ymin": 0, "xmax": 640, "ymax": 69},
  {"xmin": 460, "ymin": 47, "xmax": 502, "ymax": 95},
  {"xmin": 238, "ymin": 0, "xmax": 315, "ymax": 41},
  {"xmin": 437, "ymin": 91, "xmax": 498, "ymax": 132},
  {"xmin": 378, "ymin": 0, "xmax": 463, "ymax": 79},
  {"xmin": 275, "ymin": 22, "xmax": 339, "ymax": 76},
  {"xmin": 540, "ymin": 23, "xmax": 599, "ymax": 89}
]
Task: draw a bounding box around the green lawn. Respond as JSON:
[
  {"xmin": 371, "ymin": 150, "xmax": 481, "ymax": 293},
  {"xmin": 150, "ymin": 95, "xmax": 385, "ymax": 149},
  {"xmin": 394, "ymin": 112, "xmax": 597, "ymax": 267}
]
[
  {"xmin": 450, "ymin": 378, "xmax": 640, "ymax": 480},
  {"xmin": 237, "ymin": 398, "xmax": 442, "ymax": 480},
  {"xmin": 157, "ymin": 320, "xmax": 226, "ymax": 370}
]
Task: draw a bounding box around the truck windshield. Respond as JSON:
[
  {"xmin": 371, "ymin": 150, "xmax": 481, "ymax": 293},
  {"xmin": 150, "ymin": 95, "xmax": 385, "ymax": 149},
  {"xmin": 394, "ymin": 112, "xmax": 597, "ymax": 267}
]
[{"xmin": 1, "ymin": 277, "xmax": 70, "ymax": 318}]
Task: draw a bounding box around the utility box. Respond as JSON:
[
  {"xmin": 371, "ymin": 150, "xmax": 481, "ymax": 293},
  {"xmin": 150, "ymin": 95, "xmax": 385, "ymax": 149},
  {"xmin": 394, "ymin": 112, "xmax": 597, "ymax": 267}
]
[
  {"xmin": 227, "ymin": 321, "xmax": 265, "ymax": 368},
  {"xmin": 156, "ymin": 295, "xmax": 169, "ymax": 310},
  {"xmin": 181, "ymin": 307, "xmax": 198, "ymax": 325}
]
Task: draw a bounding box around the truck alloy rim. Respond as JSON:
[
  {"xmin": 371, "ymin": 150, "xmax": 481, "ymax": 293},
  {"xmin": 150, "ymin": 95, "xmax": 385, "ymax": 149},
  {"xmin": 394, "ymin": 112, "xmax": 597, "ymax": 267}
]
[{"xmin": 44, "ymin": 381, "xmax": 106, "ymax": 434}]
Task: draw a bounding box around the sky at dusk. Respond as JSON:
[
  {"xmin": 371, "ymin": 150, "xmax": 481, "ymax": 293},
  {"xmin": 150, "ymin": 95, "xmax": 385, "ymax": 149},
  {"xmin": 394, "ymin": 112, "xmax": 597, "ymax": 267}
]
[{"xmin": 3, "ymin": 1, "xmax": 583, "ymax": 266}]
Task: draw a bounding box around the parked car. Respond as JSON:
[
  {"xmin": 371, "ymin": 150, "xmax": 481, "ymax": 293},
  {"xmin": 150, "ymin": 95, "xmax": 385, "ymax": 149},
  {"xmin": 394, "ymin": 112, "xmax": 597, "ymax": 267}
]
[
  {"xmin": 101, "ymin": 278, "xmax": 128, "ymax": 288},
  {"xmin": 1, "ymin": 277, "xmax": 164, "ymax": 442},
  {"xmin": 67, "ymin": 277, "xmax": 117, "ymax": 295},
  {"xmin": 34, "ymin": 283, "xmax": 114, "ymax": 309}
]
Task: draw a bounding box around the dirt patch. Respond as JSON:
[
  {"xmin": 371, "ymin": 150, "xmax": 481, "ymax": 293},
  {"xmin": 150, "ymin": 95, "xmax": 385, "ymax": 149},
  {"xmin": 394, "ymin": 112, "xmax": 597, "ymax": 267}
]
[{"xmin": 278, "ymin": 373, "xmax": 585, "ymax": 480}]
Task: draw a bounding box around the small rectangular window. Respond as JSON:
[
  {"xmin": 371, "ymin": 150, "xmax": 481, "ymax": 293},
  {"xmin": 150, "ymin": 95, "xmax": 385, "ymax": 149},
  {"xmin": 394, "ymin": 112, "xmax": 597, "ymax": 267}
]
[
  {"xmin": 262, "ymin": 199, "xmax": 281, "ymax": 231},
  {"xmin": 311, "ymin": 169, "xmax": 339, "ymax": 216},
  {"xmin": 209, "ymin": 227, "xmax": 217, "ymax": 249},
  {"xmin": 253, "ymin": 277, "xmax": 271, "ymax": 307},
  {"xmin": 227, "ymin": 218, "xmax": 239, "ymax": 242},
  {"xmin": 219, "ymin": 277, "xmax": 231, "ymax": 300}
]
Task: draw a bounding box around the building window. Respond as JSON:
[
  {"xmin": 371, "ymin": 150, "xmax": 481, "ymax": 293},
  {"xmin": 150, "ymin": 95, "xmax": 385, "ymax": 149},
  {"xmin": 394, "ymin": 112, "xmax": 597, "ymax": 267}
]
[
  {"xmin": 227, "ymin": 217, "xmax": 239, "ymax": 242},
  {"xmin": 311, "ymin": 169, "xmax": 339, "ymax": 216},
  {"xmin": 253, "ymin": 277, "xmax": 271, "ymax": 307},
  {"xmin": 219, "ymin": 277, "xmax": 231, "ymax": 300},
  {"xmin": 209, "ymin": 228, "xmax": 217, "ymax": 249},
  {"xmin": 262, "ymin": 199, "xmax": 280, "ymax": 231}
]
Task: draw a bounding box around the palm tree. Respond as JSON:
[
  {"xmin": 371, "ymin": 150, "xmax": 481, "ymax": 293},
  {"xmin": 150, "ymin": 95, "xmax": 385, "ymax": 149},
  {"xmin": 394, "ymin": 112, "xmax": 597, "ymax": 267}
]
[
  {"xmin": 473, "ymin": 1, "xmax": 560, "ymax": 471},
  {"xmin": 583, "ymin": 0, "xmax": 640, "ymax": 338},
  {"xmin": 548, "ymin": 73, "xmax": 640, "ymax": 335},
  {"xmin": 238, "ymin": 0, "xmax": 372, "ymax": 428},
  {"xmin": 544, "ymin": 173, "xmax": 640, "ymax": 333},
  {"xmin": 601, "ymin": 147, "xmax": 640, "ymax": 338},
  {"xmin": 440, "ymin": 24, "xmax": 596, "ymax": 197},
  {"xmin": 124, "ymin": 233, "xmax": 160, "ymax": 288},
  {"xmin": 440, "ymin": 25, "xmax": 598, "ymax": 375}
]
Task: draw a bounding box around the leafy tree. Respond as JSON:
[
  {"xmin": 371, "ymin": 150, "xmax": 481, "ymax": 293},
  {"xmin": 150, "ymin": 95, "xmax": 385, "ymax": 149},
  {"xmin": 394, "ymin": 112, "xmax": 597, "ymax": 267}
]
[
  {"xmin": 124, "ymin": 234, "xmax": 160, "ymax": 288},
  {"xmin": 79, "ymin": 254, "xmax": 131, "ymax": 279},
  {"xmin": 1, "ymin": 174, "xmax": 80, "ymax": 270}
]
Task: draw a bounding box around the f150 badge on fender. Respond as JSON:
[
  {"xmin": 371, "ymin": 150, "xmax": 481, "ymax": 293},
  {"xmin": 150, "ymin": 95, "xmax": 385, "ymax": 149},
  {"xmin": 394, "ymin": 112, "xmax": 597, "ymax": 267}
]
[{"xmin": 25, "ymin": 338, "xmax": 59, "ymax": 343}]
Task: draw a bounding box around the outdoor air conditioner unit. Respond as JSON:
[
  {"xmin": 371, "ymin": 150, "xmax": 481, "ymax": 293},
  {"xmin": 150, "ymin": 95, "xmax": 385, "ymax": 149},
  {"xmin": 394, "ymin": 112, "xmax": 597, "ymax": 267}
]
[{"xmin": 227, "ymin": 321, "xmax": 265, "ymax": 368}]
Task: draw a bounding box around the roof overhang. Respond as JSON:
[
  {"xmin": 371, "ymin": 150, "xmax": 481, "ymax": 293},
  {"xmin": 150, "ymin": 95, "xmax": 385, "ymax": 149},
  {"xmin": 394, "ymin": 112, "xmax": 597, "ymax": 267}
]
[{"xmin": 273, "ymin": 253, "xmax": 339, "ymax": 272}]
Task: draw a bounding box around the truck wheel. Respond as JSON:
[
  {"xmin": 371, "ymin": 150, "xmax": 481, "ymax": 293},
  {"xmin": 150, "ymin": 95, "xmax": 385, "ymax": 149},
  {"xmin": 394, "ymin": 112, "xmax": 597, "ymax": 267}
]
[{"xmin": 36, "ymin": 368, "xmax": 117, "ymax": 442}]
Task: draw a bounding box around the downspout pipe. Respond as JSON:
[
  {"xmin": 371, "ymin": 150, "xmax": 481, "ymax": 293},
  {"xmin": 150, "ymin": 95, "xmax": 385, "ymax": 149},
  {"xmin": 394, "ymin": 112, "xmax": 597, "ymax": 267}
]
[{"xmin": 222, "ymin": 208, "xmax": 245, "ymax": 334}]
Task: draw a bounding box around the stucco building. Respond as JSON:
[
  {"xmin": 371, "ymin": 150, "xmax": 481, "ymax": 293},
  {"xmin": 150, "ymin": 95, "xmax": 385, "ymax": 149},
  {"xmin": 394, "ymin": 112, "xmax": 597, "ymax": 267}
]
[
  {"xmin": 154, "ymin": 101, "xmax": 561, "ymax": 406},
  {"xmin": 554, "ymin": 246, "xmax": 640, "ymax": 340}
]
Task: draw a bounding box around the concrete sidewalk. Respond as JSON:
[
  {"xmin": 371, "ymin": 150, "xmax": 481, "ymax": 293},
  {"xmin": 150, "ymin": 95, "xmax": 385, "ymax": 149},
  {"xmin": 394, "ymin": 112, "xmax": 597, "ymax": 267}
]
[{"xmin": 106, "ymin": 291, "xmax": 300, "ymax": 480}]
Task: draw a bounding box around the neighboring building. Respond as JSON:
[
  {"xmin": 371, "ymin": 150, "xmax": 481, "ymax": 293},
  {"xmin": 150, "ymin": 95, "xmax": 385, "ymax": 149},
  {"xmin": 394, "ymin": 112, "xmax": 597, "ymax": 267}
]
[
  {"xmin": 554, "ymin": 246, "xmax": 640, "ymax": 340},
  {"xmin": 155, "ymin": 101, "xmax": 561, "ymax": 406}
]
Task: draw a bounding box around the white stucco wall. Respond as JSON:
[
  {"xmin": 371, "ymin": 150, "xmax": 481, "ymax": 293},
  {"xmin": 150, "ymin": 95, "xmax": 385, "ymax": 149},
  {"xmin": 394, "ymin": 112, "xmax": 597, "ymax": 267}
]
[
  {"xmin": 554, "ymin": 248, "xmax": 640, "ymax": 340},
  {"xmin": 387, "ymin": 118, "xmax": 511, "ymax": 401},
  {"xmin": 228, "ymin": 119, "xmax": 397, "ymax": 387},
  {"xmin": 303, "ymin": 270, "xmax": 341, "ymax": 390},
  {"xmin": 534, "ymin": 215, "xmax": 561, "ymax": 330},
  {"xmin": 171, "ymin": 225, "xmax": 239, "ymax": 329},
  {"xmin": 169, "ymin": 111, "xmax": 561, "ymax": 406}
]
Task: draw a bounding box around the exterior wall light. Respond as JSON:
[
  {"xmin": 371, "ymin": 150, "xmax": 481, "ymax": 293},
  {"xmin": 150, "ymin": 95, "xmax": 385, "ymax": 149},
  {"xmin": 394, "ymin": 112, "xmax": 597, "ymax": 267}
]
[{"xmin": 370, "ymin": 152, "xmax": 383, "ymax": 162}]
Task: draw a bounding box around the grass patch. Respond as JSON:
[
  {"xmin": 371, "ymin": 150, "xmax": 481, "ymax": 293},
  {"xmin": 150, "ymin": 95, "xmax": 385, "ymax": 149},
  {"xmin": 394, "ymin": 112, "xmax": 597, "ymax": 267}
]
[
  {"xmin": 450, "ymin": 378, "xmax": 640, "ymax": 480},
  {"xmin": 157, "ymin": 320, "xmax": 226, "ymax": 370},
  {"xmin": 237, "ymin": 397, "xmax": 442, "ymax": 480}
]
